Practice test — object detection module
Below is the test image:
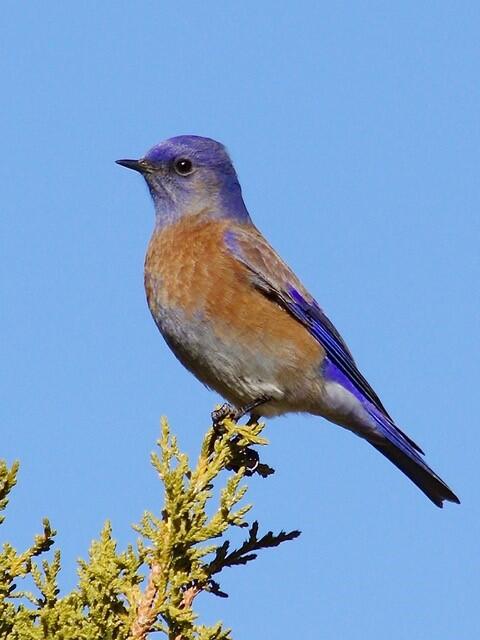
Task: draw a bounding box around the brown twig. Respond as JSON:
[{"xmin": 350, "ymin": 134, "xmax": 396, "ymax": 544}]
[
  {"xmin": 129, "ymin": 562, "xmax": 162, "ymax": 640},
  {"xmin": 129, "ymin": 561, "xmax": 202, "ymax": 640},
  {"xmin": 181, "ymin": 584, "xmax": 201, "ymax": 609},
  {"xmin": 172, "ymin": 584, "xmax": 202, "ymax": 640}
]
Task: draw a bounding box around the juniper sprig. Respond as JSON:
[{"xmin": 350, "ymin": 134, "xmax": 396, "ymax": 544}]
[{"xmin": 0, "ymin": 410, "xmax": 300, "ymax": 640}]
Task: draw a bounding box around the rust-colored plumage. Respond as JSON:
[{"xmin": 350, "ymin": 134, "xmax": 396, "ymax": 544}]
[{"xmin": 145, "ymin": 215, "xmax": 323, "ymax": 370}]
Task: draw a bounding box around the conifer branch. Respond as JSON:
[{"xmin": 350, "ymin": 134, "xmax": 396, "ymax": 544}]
[{"xmin": 0, "ymin": 408, "xmax": 301, "ymax": 639}]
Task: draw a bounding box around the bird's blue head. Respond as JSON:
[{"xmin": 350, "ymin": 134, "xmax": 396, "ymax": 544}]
[{"xmin": 116, "ymin": 135, "xmax": 251, "ymax": 226}]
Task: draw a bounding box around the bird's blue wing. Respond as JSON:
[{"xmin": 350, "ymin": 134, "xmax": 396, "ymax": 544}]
[
  {"xmin": 225, "ymin": 225, "xmax": 425, "ymax": 454},
  {"xmin": 223, "ymin": 226, "xmax": 465, "ymax": 506},
  {"xmin": 226, "ymin": 227, "xmax": 389, "ymax": 411}
]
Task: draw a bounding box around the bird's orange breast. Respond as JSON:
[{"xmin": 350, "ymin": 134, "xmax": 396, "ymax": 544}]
[{"xmin": 144, "ymin": 215, "xmax": 324, "ymax": 372}]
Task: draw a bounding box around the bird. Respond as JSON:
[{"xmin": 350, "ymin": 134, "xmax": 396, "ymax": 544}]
[{"xmin": 117, "ymin": 135, "xmax": 459, "ymax": 508}]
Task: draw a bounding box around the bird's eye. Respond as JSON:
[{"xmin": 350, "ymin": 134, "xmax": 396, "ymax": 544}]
[{"xmin": 173, "ymin": 158, "xmax": 194, "ymax": 176}]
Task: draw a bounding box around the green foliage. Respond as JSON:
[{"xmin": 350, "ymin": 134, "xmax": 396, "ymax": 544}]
[{"xmin": 0, "ymin": 412, "xmax": 300, "ymax": 639}]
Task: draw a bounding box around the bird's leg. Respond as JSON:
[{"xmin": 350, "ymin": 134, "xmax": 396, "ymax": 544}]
[
  {"xmin": 211, "ymin": 395, "xmax": 271, "ymax": 426},
  {"xmin": 234, "ymin": 395, "xmax": 272, "ymax": 421},
  {"xmin": 212, "ymin": 396, "xmax": 272, "ymax": 433}
]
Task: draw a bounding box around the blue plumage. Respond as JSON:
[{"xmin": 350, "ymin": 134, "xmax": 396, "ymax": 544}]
[{"xmin": 117, "ymin": 134, "xmax": 460, "ymax": 508}]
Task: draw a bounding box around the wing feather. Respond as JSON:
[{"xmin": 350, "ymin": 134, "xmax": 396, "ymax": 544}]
[{"xmin": 226, "ymin": 225, "xmax": 424, "ymax": 454}]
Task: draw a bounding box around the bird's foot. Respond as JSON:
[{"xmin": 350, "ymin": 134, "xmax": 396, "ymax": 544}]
[
  {"xmin": 209, "ymin": 404, "xmax": 235, "ymax": 457},
  {"xmin": 211, "ymin": 403, "xmax": 237, "ymax": 426},
  {"xmin": 211, "ymin": 395, "xmax": 272, "ymax": 427}
]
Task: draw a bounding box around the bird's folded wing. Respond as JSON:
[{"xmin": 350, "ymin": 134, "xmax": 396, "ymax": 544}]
[{"xmin": 225, "ymin": 225, "xmax": 399, "ymax": 426}]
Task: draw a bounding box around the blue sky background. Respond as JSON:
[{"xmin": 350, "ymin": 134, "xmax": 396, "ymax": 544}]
[{"xmin": 2, "ymin": 2, "xmax": 479, "ymax": 638}]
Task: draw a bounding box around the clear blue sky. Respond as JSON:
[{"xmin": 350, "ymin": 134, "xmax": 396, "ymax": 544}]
[{"xmin": 2, "ymin": 2, "xmax": 479, "ymax": 638}]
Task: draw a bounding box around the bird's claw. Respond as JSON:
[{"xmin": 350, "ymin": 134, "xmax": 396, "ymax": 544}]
[{"xmin": 211, "ymin": 403, "xmax": 238, "ymax": 426}]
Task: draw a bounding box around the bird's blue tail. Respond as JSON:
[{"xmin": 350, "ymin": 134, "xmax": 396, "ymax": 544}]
[{"xmin": 365, "ymin": 405, "xmax": 460, "ymax": 508}]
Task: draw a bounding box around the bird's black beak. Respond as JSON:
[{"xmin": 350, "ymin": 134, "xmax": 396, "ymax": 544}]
[
  {"xmin": 116, "ymin": 158, "xmax": 145, "ymax": 173},
  {"xmin": 116, "ymin": 158, "xmax": 157, "ymax": 174}
]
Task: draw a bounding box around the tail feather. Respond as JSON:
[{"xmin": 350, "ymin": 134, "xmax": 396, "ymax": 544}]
[
  {"xmin": 369, "ymin": 439, "xmax": 460, "ymax": 508},
  {"xmin": 364, "ymin": 404, "xmax": 460, "ymax": 507}
]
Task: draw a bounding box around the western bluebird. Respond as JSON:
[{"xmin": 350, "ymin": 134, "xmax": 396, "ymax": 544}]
[{"xmin": 117, "ymin": 135, "xmax": 459, "ymax": 508}]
